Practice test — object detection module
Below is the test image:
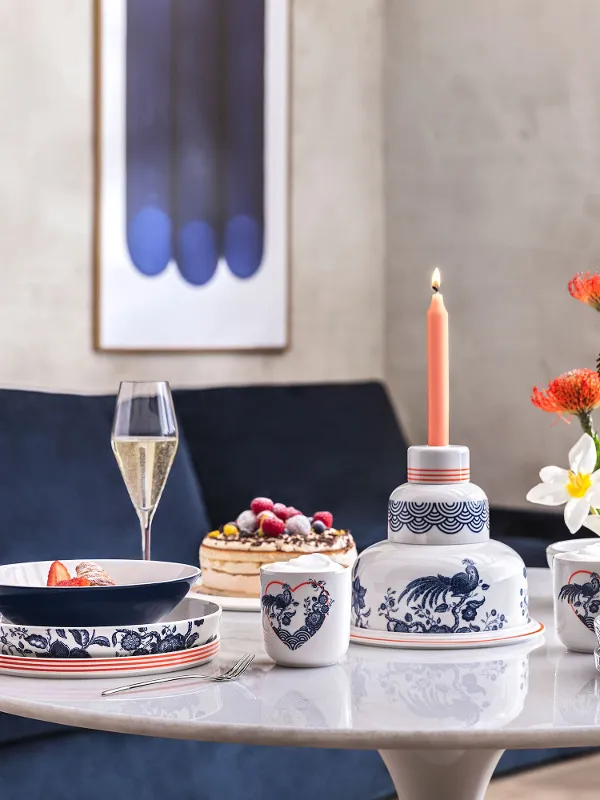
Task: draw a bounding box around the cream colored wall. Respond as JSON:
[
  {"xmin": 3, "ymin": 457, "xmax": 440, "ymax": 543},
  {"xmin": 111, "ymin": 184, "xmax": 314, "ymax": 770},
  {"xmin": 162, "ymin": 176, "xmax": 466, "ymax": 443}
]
[
  {"xmin": 384, "ymin": 0, "xmax": 600, "ymax": 508},
  {"xmin": 0, "ymin": 0, "xmax": 384, "ymax": 393}
]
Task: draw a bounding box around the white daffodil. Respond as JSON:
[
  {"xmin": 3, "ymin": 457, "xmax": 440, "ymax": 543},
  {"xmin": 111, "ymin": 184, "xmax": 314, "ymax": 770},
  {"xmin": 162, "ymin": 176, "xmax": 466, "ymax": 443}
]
[{"xmin": 526, "ymin": 432, "xmax": 600, "ymax": 534}]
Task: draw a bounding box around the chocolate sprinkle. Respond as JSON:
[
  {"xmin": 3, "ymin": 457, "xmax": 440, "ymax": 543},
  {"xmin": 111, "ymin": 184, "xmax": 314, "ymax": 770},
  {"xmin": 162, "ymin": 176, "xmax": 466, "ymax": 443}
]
[{"xmin": 207, "ymin": 525, "xmax": 352, "ymax": 550}]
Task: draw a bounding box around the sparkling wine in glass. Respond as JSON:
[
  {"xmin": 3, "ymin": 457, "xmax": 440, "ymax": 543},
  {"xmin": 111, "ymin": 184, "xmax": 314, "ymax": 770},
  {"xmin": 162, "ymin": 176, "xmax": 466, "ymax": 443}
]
[{"xmin": 112, "ymin": 382, "xmax": 178, "ymax": 560}]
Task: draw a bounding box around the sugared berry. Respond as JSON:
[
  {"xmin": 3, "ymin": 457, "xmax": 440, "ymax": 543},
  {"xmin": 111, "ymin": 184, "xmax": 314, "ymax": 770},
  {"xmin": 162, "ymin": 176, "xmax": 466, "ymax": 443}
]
[
  {"xmin": 286, "ymin": 514, "xmax": 311, "ymax": 536},
  {"xmin": 312, "ymin": 520, "xmax": 326, "ymax": 534},
  {"xmin": 286, "ymin": 507, "xmax": 302, "ymax": 518},
  {"xmin": 313, "ymin": 511, "xmax": 333, "ymax": 529},
  {"xmin": 261, "ymin": 516, "xmax": 285, "ymax": 537},
  {"xmin": 251, "ymin": 497, "xmax": 274, "ymax": 514},
  {"xmin": 273, "ymin": 503, "xmax": 290, "ymax": 520},
  {"xmin": 56, "ymin": 577, "xmax": 91, "ymax": 587},
  {"xmin": 257, "ymin": 509, "xmax": 276, "ymax": 522},
  {"xmin": 236, "ymin": 510, "xmax": 258, "ymax": 532}
]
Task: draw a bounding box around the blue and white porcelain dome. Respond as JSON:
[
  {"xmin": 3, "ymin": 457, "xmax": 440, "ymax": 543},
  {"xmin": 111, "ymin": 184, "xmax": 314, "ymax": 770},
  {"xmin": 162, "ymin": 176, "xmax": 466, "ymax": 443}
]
[{"xmin": 351, "ymin": 445, "xmax": 530, "ymax": 644}]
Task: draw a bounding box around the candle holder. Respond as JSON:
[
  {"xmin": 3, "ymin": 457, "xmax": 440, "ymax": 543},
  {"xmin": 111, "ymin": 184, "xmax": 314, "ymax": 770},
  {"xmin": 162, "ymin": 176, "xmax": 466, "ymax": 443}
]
[{"xmin": 350, "ymin": 445, "xmax": 543, "ymax": 649}]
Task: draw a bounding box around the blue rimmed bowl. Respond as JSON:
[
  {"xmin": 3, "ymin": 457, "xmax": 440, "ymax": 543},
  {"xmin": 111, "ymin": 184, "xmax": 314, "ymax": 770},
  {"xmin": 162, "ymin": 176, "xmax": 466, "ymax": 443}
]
[{"xmin": 0, "ymin": 559, "xmax": 200, "ymax": 627}]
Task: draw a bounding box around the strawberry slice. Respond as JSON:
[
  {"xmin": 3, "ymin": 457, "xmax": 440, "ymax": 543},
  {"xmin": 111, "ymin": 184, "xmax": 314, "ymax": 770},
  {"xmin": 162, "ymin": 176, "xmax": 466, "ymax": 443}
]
[
  {"xmin": 47, "ymin": 560, "xmax": 71, "ymax": 586},
  {"xmin": 55, "ymin": 577, "xmax": 91, "ymax": 587}
]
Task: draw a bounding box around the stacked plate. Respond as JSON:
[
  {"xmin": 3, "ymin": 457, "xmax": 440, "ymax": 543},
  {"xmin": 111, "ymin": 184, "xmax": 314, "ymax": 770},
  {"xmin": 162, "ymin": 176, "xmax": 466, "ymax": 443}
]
[{"xmin": 0, "ymin": 559, "xmax": 221, "ymax": 679}]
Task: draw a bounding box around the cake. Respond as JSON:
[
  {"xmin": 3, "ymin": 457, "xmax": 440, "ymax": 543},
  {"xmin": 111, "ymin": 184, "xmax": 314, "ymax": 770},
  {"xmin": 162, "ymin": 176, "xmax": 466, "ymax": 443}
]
[{"xmin": 199, "ymin": 497, "xmax": 357, "ymax": 597}]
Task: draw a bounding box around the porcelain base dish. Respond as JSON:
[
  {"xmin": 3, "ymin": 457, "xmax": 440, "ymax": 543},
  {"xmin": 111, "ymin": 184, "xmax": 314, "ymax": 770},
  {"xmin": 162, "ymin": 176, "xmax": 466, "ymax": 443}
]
[
  {"xmin": 350, "ymin": 618, "xmax": 543, "ymax": 650},
  {"xmin": 0, "ymin": 559, "xmax": 200, "ymax": 627},
  {"xmin": 0, "ymin": 595, "xmax": 220, "ymax": 659},
  {"xmin": 0, "ymin": 637, "xmax": 219, "ymax": 678}
]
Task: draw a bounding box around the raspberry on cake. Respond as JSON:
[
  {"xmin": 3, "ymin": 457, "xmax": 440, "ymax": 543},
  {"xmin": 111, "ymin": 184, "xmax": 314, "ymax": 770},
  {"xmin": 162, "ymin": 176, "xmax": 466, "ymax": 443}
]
[{"xmin": 199, "ymin": 498, "xmax": 357, "ymax": 598}]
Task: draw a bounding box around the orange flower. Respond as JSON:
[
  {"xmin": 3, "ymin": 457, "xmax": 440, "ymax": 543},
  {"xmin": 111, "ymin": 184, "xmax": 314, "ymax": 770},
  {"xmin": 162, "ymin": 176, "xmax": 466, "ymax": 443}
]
[
  {"xmin": 531, "ymin": 369, "xmax": 600, "ymax": 416},
  {"xmin": 568, "ymin": 272, "xmax": 600, "ymax": 310}
]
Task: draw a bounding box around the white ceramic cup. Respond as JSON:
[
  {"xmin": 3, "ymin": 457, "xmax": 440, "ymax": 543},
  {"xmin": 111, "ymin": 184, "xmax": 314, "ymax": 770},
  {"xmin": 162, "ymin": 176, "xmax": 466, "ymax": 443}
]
[
  {"xmin": 260, "ymin": 563, "xmax": 351, "ymax": 668},
  {"xmin": 546, "ymin": 538, "xmax": 599, "ymax": 570},
  {"xmin": 553, "ymin": 548, "xmax": 600, "ymax": 653}
]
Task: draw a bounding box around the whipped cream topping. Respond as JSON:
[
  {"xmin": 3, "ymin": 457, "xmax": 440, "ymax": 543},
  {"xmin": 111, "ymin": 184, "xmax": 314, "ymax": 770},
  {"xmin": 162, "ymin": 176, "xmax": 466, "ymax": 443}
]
[
  {"xmin": 262, "ymin": 553, "xmax": 345, "ymax": 574},
  {"xmin": 556, "ymin": 543, "xmax": 600, "ymax": 562}
]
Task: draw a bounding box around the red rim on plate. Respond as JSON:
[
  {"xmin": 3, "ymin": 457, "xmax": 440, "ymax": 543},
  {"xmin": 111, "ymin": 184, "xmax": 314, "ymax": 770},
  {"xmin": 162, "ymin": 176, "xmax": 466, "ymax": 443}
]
[
  {"xmin": 0, "ymin": 639, "xmax": 219, "ymax": 673},
  {"xmin": 350, "ymin": 621, "xmax": 544, "ymax": 647}
]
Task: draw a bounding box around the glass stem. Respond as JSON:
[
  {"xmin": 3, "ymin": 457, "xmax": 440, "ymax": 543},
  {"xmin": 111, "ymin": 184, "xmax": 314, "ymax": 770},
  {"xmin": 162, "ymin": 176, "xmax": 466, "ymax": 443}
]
[{"xmin": 140, "ymin": 511, "xmax": 151, "ymax": 561}]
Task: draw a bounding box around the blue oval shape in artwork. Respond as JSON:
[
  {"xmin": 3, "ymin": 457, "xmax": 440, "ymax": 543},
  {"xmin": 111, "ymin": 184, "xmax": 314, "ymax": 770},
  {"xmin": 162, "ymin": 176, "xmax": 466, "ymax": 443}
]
[
  {"xmin": 176, "ymin": 220, "xmax": 219, "ymax": 286},
  {"xmin": 127, "ymin": 206, "xmax": 172, "ymax": 277},
  {"xmin": 224, "ymin": 214, "xmax": 264, "ymax": 279},
  {"xmin": 223, "ymin": 0, "xmax": 265, "ymax": 279},
  {"xmin": 126, "ymin": 0, "xmax": 173, "ymax": 277}
]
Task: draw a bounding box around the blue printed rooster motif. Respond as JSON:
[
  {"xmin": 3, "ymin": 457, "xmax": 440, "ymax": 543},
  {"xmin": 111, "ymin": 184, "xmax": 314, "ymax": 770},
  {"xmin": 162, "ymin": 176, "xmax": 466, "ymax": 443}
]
[
  {"xmin": 558, "ymin": 572, "xmax": 600, "ymax": 631},
  {"xmin": 378, "ymin": 559, "xmax": 504, "ymax": 634}
]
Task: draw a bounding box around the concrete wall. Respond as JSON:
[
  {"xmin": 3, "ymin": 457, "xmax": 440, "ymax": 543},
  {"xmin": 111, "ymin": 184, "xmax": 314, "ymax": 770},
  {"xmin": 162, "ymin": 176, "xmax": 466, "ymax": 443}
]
[
  {"xmin": 0, "ymin": 0, "xmax": 384, "ymax": 393},
  {"xmin": 384, "ymin": 0, "xmax": 600, "ymax": 507}
]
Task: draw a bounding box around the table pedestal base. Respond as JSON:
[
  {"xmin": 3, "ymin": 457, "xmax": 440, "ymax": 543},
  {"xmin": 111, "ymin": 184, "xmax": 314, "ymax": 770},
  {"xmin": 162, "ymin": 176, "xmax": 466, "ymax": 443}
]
[{"xmin": 379, "ymin": 748, "xmax": 505, "ymax": 800}]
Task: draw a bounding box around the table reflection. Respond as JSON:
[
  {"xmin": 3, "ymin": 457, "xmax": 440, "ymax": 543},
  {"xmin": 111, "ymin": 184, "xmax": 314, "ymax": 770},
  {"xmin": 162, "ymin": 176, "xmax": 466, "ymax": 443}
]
[{"xmin": 347, "ymin": 639, "xmax": 540, "ymax": 731}]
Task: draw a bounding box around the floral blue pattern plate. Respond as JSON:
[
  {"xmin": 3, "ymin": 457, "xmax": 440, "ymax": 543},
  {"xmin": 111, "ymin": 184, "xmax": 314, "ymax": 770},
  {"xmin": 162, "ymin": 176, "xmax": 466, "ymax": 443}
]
[
  {"xmin": 0, "ymin": 595, "xmax": 220, "ymax": 659},
  {"xmin": 350, "ymin": 617, "xmax": 544, "ymax": 650}
]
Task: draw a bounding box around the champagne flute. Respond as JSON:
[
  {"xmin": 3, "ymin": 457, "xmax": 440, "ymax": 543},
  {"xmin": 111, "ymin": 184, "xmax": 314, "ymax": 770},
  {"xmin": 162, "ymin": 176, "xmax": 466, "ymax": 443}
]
[{"xmin": 112, "ymin": 382, "xmax": 178, "ymax": 560}]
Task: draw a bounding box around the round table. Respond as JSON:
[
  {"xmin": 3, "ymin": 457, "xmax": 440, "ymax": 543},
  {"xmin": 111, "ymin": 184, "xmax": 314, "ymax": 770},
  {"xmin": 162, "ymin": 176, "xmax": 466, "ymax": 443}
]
[{"xmin": 0, "ymin": 568, "xmax": 598, "ymax": 800}]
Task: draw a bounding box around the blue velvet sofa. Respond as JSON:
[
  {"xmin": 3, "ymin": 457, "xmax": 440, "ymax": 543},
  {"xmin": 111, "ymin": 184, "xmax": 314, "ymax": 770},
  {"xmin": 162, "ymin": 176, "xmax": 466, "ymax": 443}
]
[{"xmin": 0, "ymin": 382, "xmax": 588, "ymax": 799}]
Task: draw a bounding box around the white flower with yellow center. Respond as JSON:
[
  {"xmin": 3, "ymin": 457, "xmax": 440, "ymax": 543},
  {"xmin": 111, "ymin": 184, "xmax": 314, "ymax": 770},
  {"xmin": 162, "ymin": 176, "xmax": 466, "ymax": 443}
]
[{"xmin": 526, "ymin": 433, "xmax": 600, "ymax": 533}]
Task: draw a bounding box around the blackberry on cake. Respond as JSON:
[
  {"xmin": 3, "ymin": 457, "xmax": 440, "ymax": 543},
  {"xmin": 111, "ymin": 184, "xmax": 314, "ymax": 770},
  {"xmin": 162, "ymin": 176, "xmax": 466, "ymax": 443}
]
[{"xmin": 199, "ymin": 498, "xmax": 357, "ymax": 598}]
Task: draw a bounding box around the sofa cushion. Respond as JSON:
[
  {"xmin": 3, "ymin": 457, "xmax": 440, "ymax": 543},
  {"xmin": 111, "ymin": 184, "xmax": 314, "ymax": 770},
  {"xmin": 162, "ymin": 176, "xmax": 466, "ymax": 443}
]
[
  {"xmin": 0, "ymin": 389, "xmax": 210, "ymax": 566},
  {"xmin": 174, "ymin": 382, "xmax": 408, "ymax": 551}
]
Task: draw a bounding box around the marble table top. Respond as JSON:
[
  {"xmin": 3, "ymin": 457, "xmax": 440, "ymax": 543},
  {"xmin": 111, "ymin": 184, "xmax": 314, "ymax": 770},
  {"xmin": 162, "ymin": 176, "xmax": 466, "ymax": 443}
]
[{"xmin": 0, "ymin": 568, "xmax": 599, "ymax": 750}]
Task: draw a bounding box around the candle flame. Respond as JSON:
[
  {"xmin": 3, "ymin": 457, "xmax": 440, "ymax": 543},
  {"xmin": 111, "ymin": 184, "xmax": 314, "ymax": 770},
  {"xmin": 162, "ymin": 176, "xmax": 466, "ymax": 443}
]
[{"xmin": 431, "ymin": 267, "xmax": 441, "ymax": 292}]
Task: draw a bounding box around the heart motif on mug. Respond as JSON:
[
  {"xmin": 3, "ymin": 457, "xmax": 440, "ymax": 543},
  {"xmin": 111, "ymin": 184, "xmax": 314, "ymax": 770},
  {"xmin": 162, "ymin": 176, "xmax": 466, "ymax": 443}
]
[
  {"xmin": 558, "ymin": 569, "xmax": 600, "ymax": 631},
  {"xmin": 261, "ymin": 579, "xmax": 334, "ymax": 650}
]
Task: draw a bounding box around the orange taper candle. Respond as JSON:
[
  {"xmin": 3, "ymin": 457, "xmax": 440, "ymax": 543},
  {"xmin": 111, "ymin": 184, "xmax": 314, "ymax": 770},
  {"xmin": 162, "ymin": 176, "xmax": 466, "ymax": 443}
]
[{"xmin": 427, "ymin": 268, "xmax": 449, "ymax": 446}]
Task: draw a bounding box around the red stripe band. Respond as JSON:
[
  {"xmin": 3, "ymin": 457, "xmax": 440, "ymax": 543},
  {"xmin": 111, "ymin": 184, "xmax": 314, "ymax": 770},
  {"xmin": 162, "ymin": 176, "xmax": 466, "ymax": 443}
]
[
  {"xmin": 407, "ymin": 469, "xmax": 470, "ymax": 475},
  {"xmin": 0, "ymin": 642, "xmax": 219, "ymax": 671},
  {"xmin": 0, "ymin": 645, "xmax": 218, "ymax": 670}
]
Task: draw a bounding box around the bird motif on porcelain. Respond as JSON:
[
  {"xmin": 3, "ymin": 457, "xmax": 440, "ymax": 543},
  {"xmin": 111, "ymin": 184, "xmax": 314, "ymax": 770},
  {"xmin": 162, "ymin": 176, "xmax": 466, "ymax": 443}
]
[
  {"xmin": 262, "ymin": 579, "xmax": 334, "ymax": 650},
  {"xmin": 558, "ymin": 570, "xmax": 600, "ymax": 631},
  {"xmin": 351, "ymin": 558, "xmax": 508, "ymax": 634}
]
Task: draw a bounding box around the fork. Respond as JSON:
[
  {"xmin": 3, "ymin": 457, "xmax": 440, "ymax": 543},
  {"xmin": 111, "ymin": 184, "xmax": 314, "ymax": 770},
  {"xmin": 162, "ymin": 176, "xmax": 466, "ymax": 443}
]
[{"xmin": 101, "ymin": 653, "xmax": 255, "ymax": 696}]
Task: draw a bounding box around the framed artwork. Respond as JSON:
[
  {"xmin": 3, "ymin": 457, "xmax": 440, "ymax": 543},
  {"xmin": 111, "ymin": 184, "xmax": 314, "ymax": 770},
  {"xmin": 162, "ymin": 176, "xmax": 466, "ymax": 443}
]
[{"xmin": 95, "ymin": 0, "xmax": 289, "ymax": 351}]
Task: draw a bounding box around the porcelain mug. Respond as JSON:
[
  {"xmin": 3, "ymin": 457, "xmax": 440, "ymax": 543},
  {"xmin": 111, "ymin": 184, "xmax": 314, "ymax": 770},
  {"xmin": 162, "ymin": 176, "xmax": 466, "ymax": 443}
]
[
  {"xmin": 260, "ymin": 563, "xmax": 351, "ymax": 668},
  {"xmin": 553, "ymin": 547, "xmax": 600, "ymax": 653}
]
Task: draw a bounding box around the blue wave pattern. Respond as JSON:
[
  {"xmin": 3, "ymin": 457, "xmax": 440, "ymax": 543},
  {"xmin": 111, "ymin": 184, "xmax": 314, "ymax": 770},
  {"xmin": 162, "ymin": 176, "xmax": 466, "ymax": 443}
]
[{"xmin": 388, "ymin": 500, "xmax": 489, "ymax": 535}]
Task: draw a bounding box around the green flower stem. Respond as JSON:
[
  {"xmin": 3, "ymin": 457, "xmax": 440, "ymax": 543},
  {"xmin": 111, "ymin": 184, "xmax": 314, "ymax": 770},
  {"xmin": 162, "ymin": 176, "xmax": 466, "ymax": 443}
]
[{"xmin": 577, "ymin": 412, "xmax": 600, "ymax": 471}]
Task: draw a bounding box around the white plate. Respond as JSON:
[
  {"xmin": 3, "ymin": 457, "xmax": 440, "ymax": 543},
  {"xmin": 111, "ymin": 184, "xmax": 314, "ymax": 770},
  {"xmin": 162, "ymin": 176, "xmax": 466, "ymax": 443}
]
[
  {"xmin": 0, "ymin": 638, "xmax": 220, "ymax": 678},
  {"xmin": 192, "ymin": 586, "xmax": 260, "ymax": 612},
  {"xmin": 350, "ymin": 618, "xmax": 544, "ymax": 650}
]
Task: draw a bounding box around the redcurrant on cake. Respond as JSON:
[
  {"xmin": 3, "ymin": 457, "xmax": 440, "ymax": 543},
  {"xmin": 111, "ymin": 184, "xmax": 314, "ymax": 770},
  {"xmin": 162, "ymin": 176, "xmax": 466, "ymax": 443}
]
[{"xmin": 199, "ymin": 498, "xmax": 357, "ymax": 598}]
